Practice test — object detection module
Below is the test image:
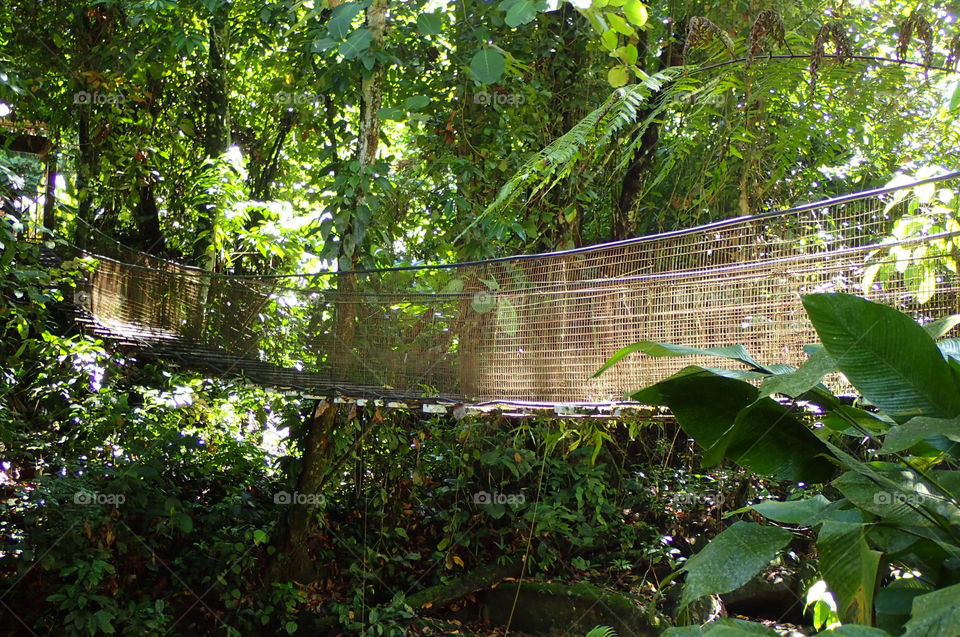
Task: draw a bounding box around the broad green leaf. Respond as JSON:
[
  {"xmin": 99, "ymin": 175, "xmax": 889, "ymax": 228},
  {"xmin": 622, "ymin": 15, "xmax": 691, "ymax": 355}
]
[
  {"xmin": 802, "ymin": 294, "xmax": 960, "ymax": 422},
  {"xmin": 815, "ymin": 627, "xmax": 888, "ymax": 636},
  {"xmin": 376, "ymin": 107, "xmax": 404, "ymax": 120},
  {"xmin": 758, "ymin": 347, "xmax": 835, "ymax": 399},
  {"xmin": 607, "ymin": 66, "xmax": 629, "ymax": 88},
  {"xmin": 471, "ymin": 49, "xmax": 505, "ymax": 84},
  {"xmin": 817, "ymin": 520, "xmax": 881, "ymax": 625},
  {"xmin": 326, "ymin": 1, "xmax": 364, "ymax": 39},
  {"xmin": 680, "ymin": 521, "xmax": 793, "ymax": 608},
  {"xmin": 615, "ymin": 44, "xmax": 638, "ymax": 65},
  {"xmin": 821, "ymin": 405, "xmax": 892, "ymax": 435},
  {"xmin": 632, "ymin": 367, "xmax": 835, "ymax": 482},
  {"xmin": 881, "ymin": 416, "xmax": 960, "ymax": 453},
  {"xmin": 503, "ymin": 0, "xmax": 541, "ymax": 27},
  {"xmin": 661, "ymin": 628, "xmax": 704, "ymax": 637},
  {"xmin": 701, "ymin": 619, "xmax": 779, "ymax": 636},
  {"xmin": 339, "ymin": 27, "xmax": 372, "ymax": 59},
  {"xmin": 938, "ymin": 338, "xmax": 960, "ymax": 362},
  {"xmin": 922, "ymin": 315, "xmax": 960, "ymax": 339},
  {"xmin": 877, "ymin": 579, "xmax": 934, "ymax": 635},
  {"xmin": 416, "ymin": 11, "xmax": 443, "ymax": 36},
  {"xmin": 606, "ymin": 12, "xmax": 634, "ymax": 36},
  {"xmin": 594, "ymin": 341, "xmax": 767, "ymax": 378},
  {"xmin": 403, "ymin": 95, "xmax": 431, "ymax": 111},
  {"xmin": 747, "ymin": 495, "xmax": 831, "ymax": 525},
  {"xmin": 902, "ymin": 583, "xmax": 960, "ymax": 637},
  {"xmin": 623, "ymin": 0, "xmax": 648, "ymax": 26},
  {"xmin": 600, "ymin": 29, "xmax": 618, "ymax": 51},
  {"xmin": 832, "ymin": 468, "xmax": 960, "ymax": 527}
]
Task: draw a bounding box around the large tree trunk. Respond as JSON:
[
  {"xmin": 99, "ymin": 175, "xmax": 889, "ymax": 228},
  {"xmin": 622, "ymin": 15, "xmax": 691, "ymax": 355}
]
[
  {"xmin": 276, "ymin": 0, "xmax": 389, "ymax": 584},
  {"xmin": 331, "ymin": 0, "xmax": 388, "ymax": 374},
  {"xmin": 274, "ymin": 401, "xmax": 339, "ymax": 583},
  {"xmin": 198, "ymin": 7, "xmax": 231, "ymax": 271}
]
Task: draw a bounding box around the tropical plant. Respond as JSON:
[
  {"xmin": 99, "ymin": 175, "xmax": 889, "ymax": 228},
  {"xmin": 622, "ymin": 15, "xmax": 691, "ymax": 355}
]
[{"xmin": 596, "ymin": 293, "xmax": 960, "ymax": 635}]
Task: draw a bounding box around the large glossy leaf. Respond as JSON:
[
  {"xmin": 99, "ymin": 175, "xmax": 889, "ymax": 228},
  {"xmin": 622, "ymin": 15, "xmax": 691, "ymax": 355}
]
[
  {"xmin": 632, "ymin": 367, "xmax": 835, "ymax": 482},
  {"xmin": 817, "ymin": 520, "xmax": 881, "ymax": 625},
  {"xmin": 745, "ymin": 494, "xmax": 832, "ymax": 525},
  {"xmin": 902, "ymin": 583, "xmax": 960, "ymax": 636},
  {"xmin": 593, "ymin": 341, "xmax": 769, "ymax": 378},
  {"xmin": 881, "ymin": 416, "xmax": 960, "ymax": 453},
  {"xmin": 922, "ymin": 314, "xmax": 960, "ymax": 339},
  {"xmin": 802, "ymin": 294, "xmax": 960, "ymax": 422},
  {"xmin": 470, "ymin": 49, "xmax": 505, "ymax": 84},
  {"xmin": 832, "ymin": 468, "xmax": 960, "ymax": 527},
  {"xmin": 680, "ymin": 521, "xmax": 793, "ymax": 608},
  {"xmin": 758, "ymin": 346, "xmax": 836, "ymax": 399},
  {"xmin": 876, "ymin": 579, "xmax": 935, "ymax": 635},
  {"xmin": 815, "ymin": 627, "xmax": 889, "ymax": 636}
]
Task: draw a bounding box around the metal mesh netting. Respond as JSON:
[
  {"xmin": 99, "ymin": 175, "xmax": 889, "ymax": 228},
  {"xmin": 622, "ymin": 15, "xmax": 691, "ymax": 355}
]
[{"xmin": 73, "ymin": 172, "xmax": 960, "ymax": 404}]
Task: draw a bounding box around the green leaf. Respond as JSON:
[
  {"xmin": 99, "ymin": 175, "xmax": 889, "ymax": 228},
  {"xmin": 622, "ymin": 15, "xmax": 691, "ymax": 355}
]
[
  {"xmin": 680, "ymin": 521, "xmax": 793, "ymax": 608},
  {"xmin": 606, "ymin": 12, "xmax": 634, "ymax": 36},
  {"xmin": 471, "ymin": 49, "xmax": 505, "ymax": 84},
  {"xmin": 902, "ymin": 583, "xmax": 960, "ymax": 636},
  {"xmin": 339, "ymin": 27, "xmax": 372, "ymax": 59},
  {"xmin": 881, "ymin": 416, "xmax": 960, "ymax": 453},
  {"xmin": 623, "ymin": 0, "xmax": 648, "ymax": 26},
  {"xmin": 701, "ymin": 620, "xmax": 780, "ymax": 636},
  {"xmin": 632, "ymin": 367, "xmax": 835, "ymax": 482},
  {"xmin": 377, "ymin": 107, "xmax": 405, "ymax": 120},
  {"xmin": 593, "ymin": 341, "xmax": 768, "ymax": 378},
  {"xmin": 922, "ymin": 315, "xmax": 960, "ymax": 340},
  {"xmin": 502, "ymin": 0, "xmax": 541, "ymax": 28},
  {"xmin": 815, "ymin": 626, "xmax": 889, "ymax": 636},
  {"xmin": 253, "ymin": 529, "xmax": 268, "ymax": 545},
  {"xmin": 600, "ymin": 29, "xmax": 618, "ymax": 51},
  {"xmin": 285, "ymin": 620, "xmax": 298, "ymax": 634},
  {"xmin": 416, "ymin": 11, "xmax": 443, "ymax": 36},
  {"xmin": 607, "ymin": 66, "xmax": 629, "ymax": 88},
  {"xmin": 802, "ymin": 294, "xmax": 960, "ymax": 422},
  {"xmin": 817, "ymin": 520, "xmax": 881, "ymax": 624},
  {"xmin": 326, "ymin": 2, "xmax": 364, "ymax": 39},
  {"xmin": 758, "ymin": 346, "xmax": 835, "ymax": 399},
  {"xmin": 615, "ymin": 44, "xmax": 638, "ymax": 65},
  {"xmin": 747, "ymin": 495, "xmax": 832, "ymax": 525},
  {"xmin": 832, "ymin": 469, "xmax": 960, "ymax": 527},
  {"xmin": 403, "ymin": 95, "xmax": 431, "ymax": 111}
]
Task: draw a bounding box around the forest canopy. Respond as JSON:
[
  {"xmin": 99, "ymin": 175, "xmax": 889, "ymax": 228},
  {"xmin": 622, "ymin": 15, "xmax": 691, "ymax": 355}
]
[{"xmin": 2, "ymin": 1, "xmax": 960, "ymax": 636}]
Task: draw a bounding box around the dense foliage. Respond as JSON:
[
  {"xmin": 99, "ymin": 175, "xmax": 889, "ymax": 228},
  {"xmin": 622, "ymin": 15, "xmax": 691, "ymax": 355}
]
[{"xmin": 3, "ymin": 0, "xmax": 960, "ymax": 635}]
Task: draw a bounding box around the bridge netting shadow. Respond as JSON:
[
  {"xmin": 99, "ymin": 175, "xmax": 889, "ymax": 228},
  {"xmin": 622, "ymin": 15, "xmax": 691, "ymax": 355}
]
[{"xmin": 68, "ymin": 172, "xmax": 960, "ymax": 413}]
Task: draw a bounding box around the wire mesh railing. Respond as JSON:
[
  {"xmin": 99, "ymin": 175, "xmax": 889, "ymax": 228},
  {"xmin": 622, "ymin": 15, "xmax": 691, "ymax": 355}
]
[{"xmin": 71, "ymin": 171, "xmax": 960, "ymax": 403}]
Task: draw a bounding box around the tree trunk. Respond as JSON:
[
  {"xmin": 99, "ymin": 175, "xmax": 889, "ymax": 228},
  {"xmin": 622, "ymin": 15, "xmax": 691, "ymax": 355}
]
[
  {"xmin": 274, "ymin": 401, "xmax": 339, "ymax": 583},
  {"xmin": 198, "ymin": 7, "xmax": 231, "ymax": 271},
  {"xmin": 331, "ymin": 0, "xmax": 388, "ymax": 375},
  {"xmin": 74, "ymin": 105, "xmax": 96, "ymax": 246},
  {"xmin": 42, "ymin": 151, "xmax": 57, "ymax": 230}
]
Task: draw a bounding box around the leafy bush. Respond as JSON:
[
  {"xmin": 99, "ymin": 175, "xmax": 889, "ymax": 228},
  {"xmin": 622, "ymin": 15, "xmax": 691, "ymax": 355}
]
[{"xmin": 600, "ymin": 293, "xmax": 960, "ymax": 636}]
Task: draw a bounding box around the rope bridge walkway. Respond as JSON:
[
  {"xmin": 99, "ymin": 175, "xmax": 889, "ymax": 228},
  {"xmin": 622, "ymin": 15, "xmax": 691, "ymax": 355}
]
[{"xmin": 69, "ymin": 172, "xmax": 960, "ymax": 416}]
